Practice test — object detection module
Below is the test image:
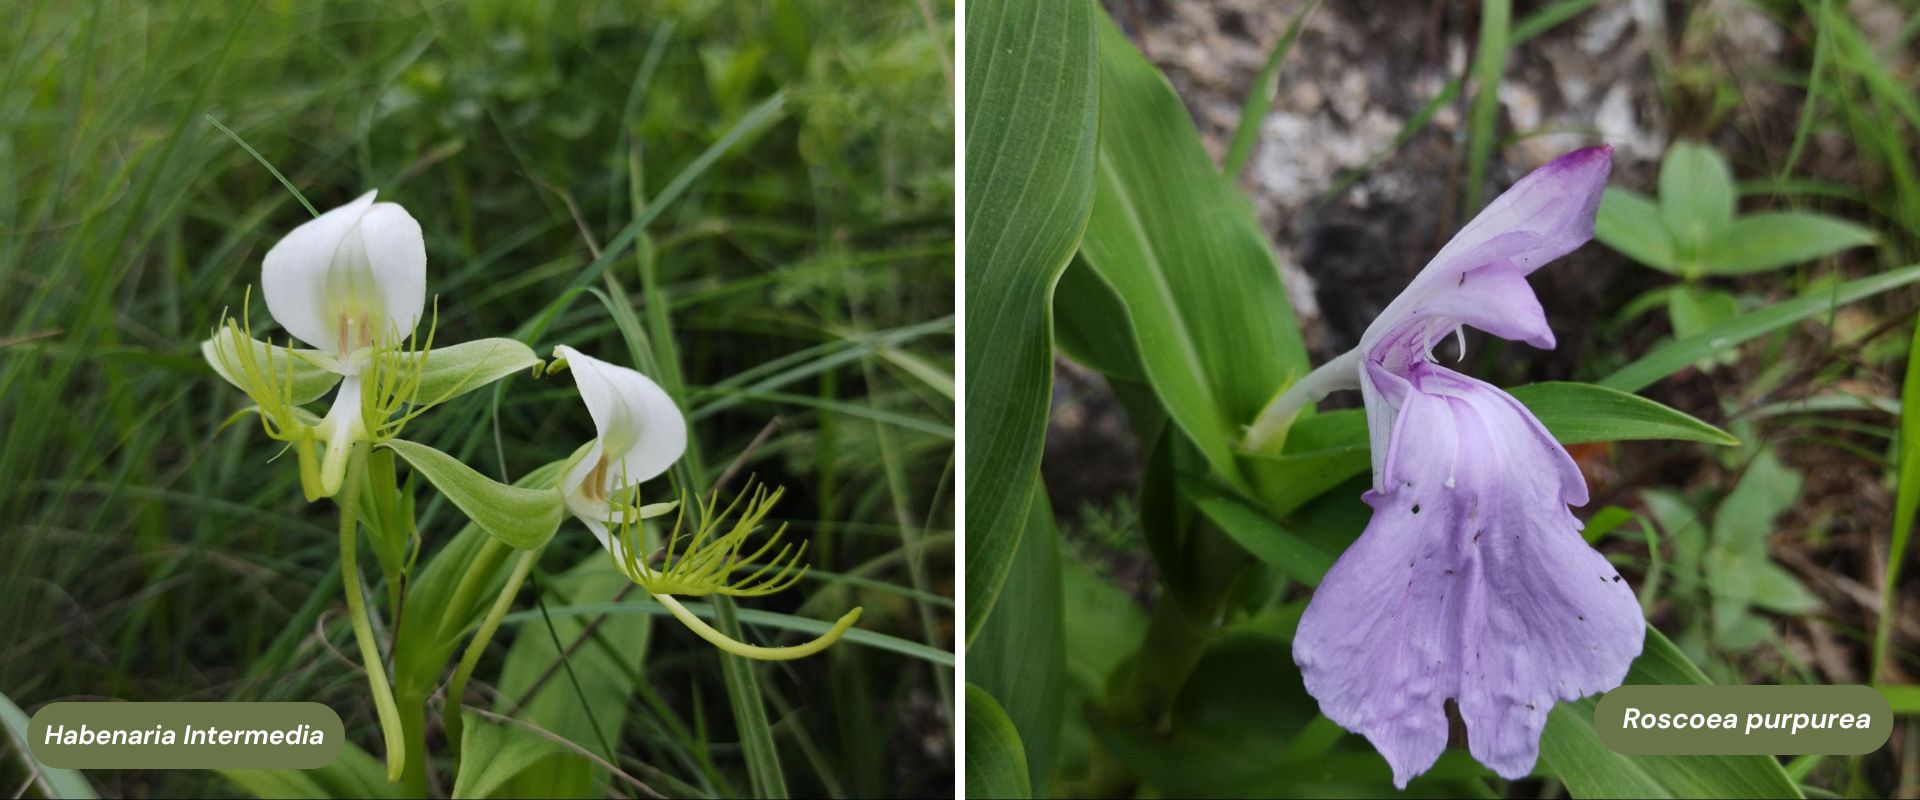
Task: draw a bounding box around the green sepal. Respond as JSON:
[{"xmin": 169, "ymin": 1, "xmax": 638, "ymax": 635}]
[
  {"xmin": 406, "ymin": 338, "xmax": 542, "ymax": 410},
  {"xmin": 201, "ymin": 327, "xmax": 340, "ymax": 405},
  {"xmin": 382, "ymin": 439, "xmax": 565, "ymax": 550}
]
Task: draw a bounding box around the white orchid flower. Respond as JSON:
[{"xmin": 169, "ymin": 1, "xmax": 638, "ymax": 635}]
[
  {"xmin": 203, "ymin": 192, "xmax": 539, "ymax": 499},
  {"xmin": 553, "ymin": 345, "xmax": 861, "ymax": 660}
]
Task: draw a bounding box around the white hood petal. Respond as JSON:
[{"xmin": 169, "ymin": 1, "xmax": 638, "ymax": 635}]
[
  {"xmin": 261, "ymin": 191, "xmax": 426, "ymax": 357},
  {"xmin": 554, "ymin": 345, "xmax": 687, "ymax": 494}
]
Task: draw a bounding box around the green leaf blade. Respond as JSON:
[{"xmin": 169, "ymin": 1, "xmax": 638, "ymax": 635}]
[
  {"xmin": 411, "ymin": 338, "xmax": 542, "ymax": 407},
  {"xmin": 964, "ymin": 684, "xmax": 1033, "ymax": 799},
  {"xmin": 1658, "ymin": 141, "xmax": 1737, "ymax": 267},
  {"xmin": 1078, "ymin": 12, "xmax": 1311, "ymax": 489},
  {"xmin": 1595, "ymin": 186, "xmax": 1681, "ymax": 274},
  {"xmin": 1602, "ymin": 265, "xmax": 1920, "ymax": 393},
  {"xmin": 1700, "ymin": 212, "xmax": 1878, "ymax": 275},
  {"xmin": 963, "ymin": 0, "xmax": 1100, "ymax": 642},
  {"xmin": 382, "ymin": 439, "xmax": 566, "ymax": 550}
]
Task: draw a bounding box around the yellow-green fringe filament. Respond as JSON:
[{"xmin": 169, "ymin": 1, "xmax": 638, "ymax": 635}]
[
  {"xmin": 207, "ymin": 289, "xmax": 308, "ymax": 444},
  {"xmin": 360, "ymin": 299, "xmax": 440, "ymax": 442},
  {"xmin": 610, "ymin": 477, "xmax": 809, "ymax": 598},
  {"xmin": 654, "ymin": 593, "xmax": 862, "ymax": 661}
]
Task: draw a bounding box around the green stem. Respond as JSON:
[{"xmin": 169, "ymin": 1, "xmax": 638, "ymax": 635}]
[
  {"xmin": 438, "ymin": 537, "xmax": 512, "ymax": 643},
  {"xmin": 445, "ymin": 547, "xmax": 539, "ymax": 766},
  {"xmin": 336, "ymin": 442, "xmax": 410, "ymax": 784}
]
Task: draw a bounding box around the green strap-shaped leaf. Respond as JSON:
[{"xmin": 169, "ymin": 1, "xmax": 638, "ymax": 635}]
[
  {"xmin": 382, "ymin": 439, "xmax": 565, "ymax": 550},
  {"xmin": 0, "ymin": 690, "xmax": 96, "ymax": 799},
  {"xmin": 1506, "ymin": 382, "xmax": 1739, "ymax": 446},
  {"xmin": 1602, "ymin": 265, "xmax": 1920, "ymax": 393},
  {"xmin": 964, "ymin": 683, "xmax": 1033, "ymax": 800},
  {"xmin": 963, "ymin": 0, "xmax": 1099, "ymax": 641},
  {"xmin": 1879, "ymin": 308, "xmax": 1920, "ymax": 684},
  {"xmin": 411, "ymin": 337, "xmax": 542, "ymax": 406},
  {"xmin": 969, "ymin": 485, "xmax": 1065, "ymax": 789},
  {"xmin": 1078, "ymin": 11, "xmax": 1310, "ymax": 491}
]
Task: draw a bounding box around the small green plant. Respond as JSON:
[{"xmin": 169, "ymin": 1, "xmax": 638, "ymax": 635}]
[
  {"xmin": 1637, "ymin": 447, "xmax": 1821, "ymax": 670},
  {"xmin": 1595, "ymin": 140, "xmax": 1877, "ymax": 342}
]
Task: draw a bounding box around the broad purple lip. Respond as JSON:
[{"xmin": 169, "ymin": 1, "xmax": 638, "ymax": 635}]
[{"xmin": 1292, "ymin": 146, "xmax": 1645, "ymax": 788}]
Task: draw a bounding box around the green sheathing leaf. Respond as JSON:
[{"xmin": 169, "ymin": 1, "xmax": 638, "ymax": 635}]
[
  {"xmin": 1077, "ymin": 12, "xmax": 1310, "ymax": 491},
  {"xmin": 968, "ymin": 486, "xmax": 1066, "ymax": 790},
  {"xmin": 964, "ymin": 684, "xmax": 1033, "ymax": 799},
  {"xmin": 962, "ymin": 0, "xmax": 1099, "ymax": 640}
]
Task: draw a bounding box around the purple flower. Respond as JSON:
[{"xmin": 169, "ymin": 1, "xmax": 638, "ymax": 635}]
[{"xmin": 1290, "ymin": 146, "xmax": 1645, "ymax": 787}]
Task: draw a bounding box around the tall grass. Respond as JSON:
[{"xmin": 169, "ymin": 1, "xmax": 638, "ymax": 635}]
[{"xmin": 0, "ymin": 0, "xmax": 953, "ymax": 797}]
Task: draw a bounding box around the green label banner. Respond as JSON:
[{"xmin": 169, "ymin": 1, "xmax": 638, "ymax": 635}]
[
  {"xmin": 1595, "ymin": 685, "xmax": 1892, "ymax": 755},
  {"xmin": 28, "ymin": 702, "xmax": 343, "ymax": 769}
]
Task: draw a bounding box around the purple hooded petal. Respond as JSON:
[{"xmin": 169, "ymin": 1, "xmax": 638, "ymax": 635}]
[
  {"xmin": 1296, "ymin": 362, "xmax": 1643, "ymax": 787},
  {"xmin": 1359, "ymin": 147, "xmax": 1611, "ymax": 358}
]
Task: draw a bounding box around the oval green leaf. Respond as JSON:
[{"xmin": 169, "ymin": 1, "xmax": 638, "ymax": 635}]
[{"xmin": 382, "ymin": 439, "xmax": 565, "ymax": 550}]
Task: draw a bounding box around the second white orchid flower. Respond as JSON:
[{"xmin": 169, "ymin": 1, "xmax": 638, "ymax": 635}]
[{"xmin": 553, "ymin": 345, "xmax": 861, "ymax": 661}]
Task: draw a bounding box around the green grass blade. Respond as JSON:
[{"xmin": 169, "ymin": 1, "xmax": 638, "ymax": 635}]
[
  {"xmin": 1221, "ymin": 0, "xmax": 1317, "ymax": 179},
  {"xmin": 1601, "ymin": 265, "xmax": 1920, "ymax": 393},
  {"xmin": 0, "ymin": 690, "xmax": 97, "ymax": 799},
  {"xmin": 1464, "ymin": 0, "xmax": 1511, "ymax": 214},
  {"xmin": 1877, "ymin": 307, "xmax": 1920, "ymax": 684}
]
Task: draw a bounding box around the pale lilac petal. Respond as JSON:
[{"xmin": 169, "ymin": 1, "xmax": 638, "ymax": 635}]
[
  {"xmin": 1360, "ymin": 147, "xmax": 1610, "ymax": 357},
  {"xmin": 1296, "ymin": 363, "xmax": 1642, "ymax": 787},
  {"xmin": 1417, "ymin": 265, "xmax": 1554, "ymax": 350},
  {"xmin": 1420, "ymin": 145, "xmax": 1613, "ymax": 285}
]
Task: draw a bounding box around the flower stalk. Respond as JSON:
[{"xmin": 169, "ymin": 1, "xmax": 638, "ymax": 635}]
[{"xmin": 333, "ymin": 442, "xmax": 410, "ymax": 784}]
